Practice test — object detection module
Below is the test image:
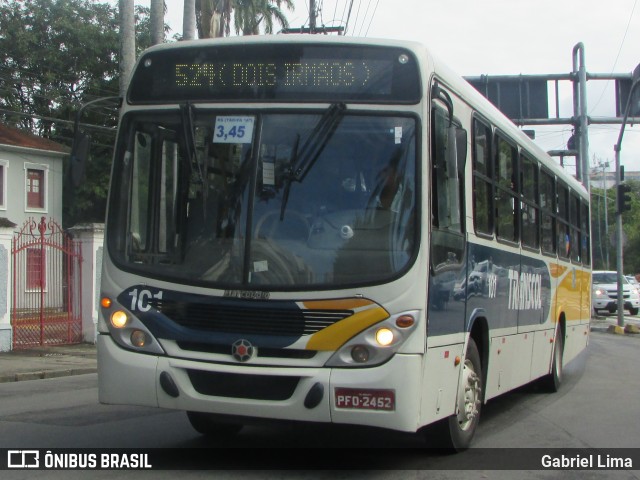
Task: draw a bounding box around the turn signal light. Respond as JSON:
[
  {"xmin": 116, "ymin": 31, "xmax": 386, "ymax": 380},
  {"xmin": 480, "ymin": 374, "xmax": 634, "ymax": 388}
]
[
  {"xmin": 100, "ymin": 297, "xmax": 112, "ymax": 308},
  {"xmin": 110, "ymin": 310, "xmax": 129, "ymax": 329},
  {"xmin": 395, "ymin": 314, "xmax": 415, "ymax": 328}
]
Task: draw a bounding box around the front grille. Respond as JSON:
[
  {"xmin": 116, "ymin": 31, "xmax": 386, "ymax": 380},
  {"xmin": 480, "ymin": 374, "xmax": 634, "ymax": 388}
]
[
  {"xmin": 177, "ymin": 341, "xmax": 317, "ymax": 359},
  {"xmin": 152, "ymin": 299, "xmax": 352, "ymax": 337},
  {"xmin": 606, "ymin": 290, "xmax": 630, "ymax": 300},
  {"xmin": 187, "ymin": 369, "xmax": 300, "ymax": 400}
]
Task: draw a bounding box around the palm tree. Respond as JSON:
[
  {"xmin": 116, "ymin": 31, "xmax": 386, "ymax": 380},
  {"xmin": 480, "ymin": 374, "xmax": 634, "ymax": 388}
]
[
  {"xmin": 233, "ymin": 0, "xmax": 293, "ymax": 35},
  {"xmin": 184, "ymin": 0, "xmax": 197, "ymax": 39},
  {"xmin": 119, "ymin": 0, "xmax": 135, "ymax": 97},
  {"xmin": 150, "ymin": 0, "xmax": 164, "ymax": 45},
  {"xmin": 196, "ymin": 0, "xmax": 293, "ymax": 38},
  {"xmin": 197, "ymin": 0, "xmax": 233, "ymax": 38}
]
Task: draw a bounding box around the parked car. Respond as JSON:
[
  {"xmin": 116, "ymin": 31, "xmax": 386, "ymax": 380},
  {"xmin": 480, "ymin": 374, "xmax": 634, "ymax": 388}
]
[
  {"xmin": 625, "ymin": 275, "xmax": 640, "ymax": 289},
  {"xmin": 592, "ymin": 271, "xmax": 640, "ymax": 316}
]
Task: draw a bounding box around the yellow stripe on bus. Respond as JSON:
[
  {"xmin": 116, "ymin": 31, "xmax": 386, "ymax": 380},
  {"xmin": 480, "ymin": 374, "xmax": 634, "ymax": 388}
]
[
  {"xmin": 305, "ymin": 306, "xmax": 389, "ymax": 351},
  {"xmin": 549, "ymin": 263, "xmax": 568, "ymax": 278},
  {"xmin": 301, "ymin": 298, "xmax": 375, "ymax": 311}
]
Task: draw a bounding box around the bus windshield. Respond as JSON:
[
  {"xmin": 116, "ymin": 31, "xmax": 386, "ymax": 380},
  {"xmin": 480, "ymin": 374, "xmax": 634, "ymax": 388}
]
[{"xmin": 107, "ymin": 109, "xmax": 418, "ymax": 289}]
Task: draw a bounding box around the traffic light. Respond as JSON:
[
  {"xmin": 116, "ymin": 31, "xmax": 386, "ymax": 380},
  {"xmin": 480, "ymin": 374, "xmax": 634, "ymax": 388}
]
[{"xmin": 617, "ymin": 183, "xmax": 632, "ymax": 213}]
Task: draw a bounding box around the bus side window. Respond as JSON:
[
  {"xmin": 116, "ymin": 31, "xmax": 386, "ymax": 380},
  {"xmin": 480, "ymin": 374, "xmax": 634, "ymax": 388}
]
[
  {"xmin": 431, "ymin": 107, "xmax": 465, "ymax": 234},
  {"xmin": 581, "ymin": 201, "xmax": 590, "ymax": 265},
  {"xmin": 557, "ymin": 183, "xmax": 570, "ymax": 259},
  {"xmin": 520, "ymin": 153, "xmax": 540, "ymax": 250},
  {"xmin": 472, "ymin": 119, "xmax": 493, "ymax": 235},
  {"xmin": 540, "ymin": 169, "xmax": 556, "ymax": 255},
  {"xmin": 494, "ymin": 135, "xmax": 518, "ymax": 243}
]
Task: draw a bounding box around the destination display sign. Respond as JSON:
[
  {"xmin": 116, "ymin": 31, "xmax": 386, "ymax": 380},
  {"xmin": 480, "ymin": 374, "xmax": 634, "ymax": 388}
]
[{"xmin": 128, "ymin": 44, "xmax": 421, "ymax": 104}]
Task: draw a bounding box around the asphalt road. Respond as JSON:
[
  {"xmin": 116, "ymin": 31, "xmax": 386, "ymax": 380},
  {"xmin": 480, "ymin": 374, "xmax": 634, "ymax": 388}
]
[{"xmin": 0, "ymin": 331, "xmax": 639, "ymax": 479}]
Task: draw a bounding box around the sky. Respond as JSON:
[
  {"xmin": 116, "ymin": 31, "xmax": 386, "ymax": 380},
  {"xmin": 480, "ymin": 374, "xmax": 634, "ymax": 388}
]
[{"xmin": 140, "ymin": 0, "xmax": 640, "ymax": 179}]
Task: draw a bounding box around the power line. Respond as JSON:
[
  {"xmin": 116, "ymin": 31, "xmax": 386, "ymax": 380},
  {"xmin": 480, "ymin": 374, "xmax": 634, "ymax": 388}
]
[
  {"xmin": 357, "ymin": 0, "xmax": 373, "ymax": 36},
  {"xmin": 0, "ymin": 108, "xmax": 116, "ymax": 134},
  {"xmin": 343, "ymin": 0, "xmax": 356, "ymax": 35},
  {"xmin": 350, "ymin": 0, "xmax": 363, "ymax": 36},
  {"xmin": 363, "ymin": 0, "xmax": 380, "ymax": 36},
  {"xmin": 0, "ymin": 64, "xmax": 120, "ymax": 97},
  {"xmin": 589, "ymin": 0, "xmax": 638, "ymax": 113}
]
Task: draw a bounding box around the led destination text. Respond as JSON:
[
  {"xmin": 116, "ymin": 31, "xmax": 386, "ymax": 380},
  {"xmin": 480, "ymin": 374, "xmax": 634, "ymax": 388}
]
[{"xmin": 174, "ymin": 61, "xmax": 371, "ymax": 89}]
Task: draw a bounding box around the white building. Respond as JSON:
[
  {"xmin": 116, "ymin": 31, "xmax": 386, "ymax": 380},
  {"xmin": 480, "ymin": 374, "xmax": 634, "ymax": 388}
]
[
  {"xmin": 0, "ymin": 123, "xmax": 67, "ymax": 350},
  {"xmin": 0, "ymin": 123, "xmax": 65, "ymax": 227}
]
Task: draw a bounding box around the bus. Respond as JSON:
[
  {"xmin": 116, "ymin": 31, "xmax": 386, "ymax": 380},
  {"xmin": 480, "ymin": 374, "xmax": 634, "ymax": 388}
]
[{"xmin": 95, "ymin": 35, "xmax": 591, "ymax": 450}]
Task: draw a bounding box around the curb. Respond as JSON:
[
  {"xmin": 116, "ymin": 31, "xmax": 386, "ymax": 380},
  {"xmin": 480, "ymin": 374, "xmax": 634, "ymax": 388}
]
[
  {"xmin": 0, "ymin": 367, "xmax": 97, "ymax": 384},
  {"xmin": 607, "ymin": 325, "xmax": 626, "ymax": 335}
]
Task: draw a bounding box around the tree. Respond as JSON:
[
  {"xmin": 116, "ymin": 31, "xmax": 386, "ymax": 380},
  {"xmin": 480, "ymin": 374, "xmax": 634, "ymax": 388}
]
[
  {"xmin": 618, "ymin": 179, "xmax": 640, "ymax": 274},
  {"xmin": 0, "ymin": 0, "xmax": 154, "ymax": 227},
  {"xmin": 150, "ymin": 0, "xmax": 165, "ymax": 45},
  {"xmin": 196, "ymin": 0, "xmax": 293, "ymax": 38},
  {"xmin": 119, "ymin": 0, "xmax": 135, "ymax": 97},
  {"xmin": 197, "ymin": 0, "xmax": 232, "ymax": 38},
  {"xmin": 0, "ymin": 0, "xmax": 119, "ymax": 135},
  {"xmin": 591, "ymin": 180, "xmax": 640, "ymax": 274},
  {"xmin": 233, "ymin": 0, "xmax": 293, "ymax": 35},
  {"xmin": 183, "ymin": 0, "xmax": 197, "ymax": 39}
]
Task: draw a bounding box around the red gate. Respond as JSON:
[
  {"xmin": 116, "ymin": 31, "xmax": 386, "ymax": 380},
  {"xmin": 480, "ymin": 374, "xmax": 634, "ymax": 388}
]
[{"xmin": 11, "ymin": 217, "xmax": 83, "ymax": 349}]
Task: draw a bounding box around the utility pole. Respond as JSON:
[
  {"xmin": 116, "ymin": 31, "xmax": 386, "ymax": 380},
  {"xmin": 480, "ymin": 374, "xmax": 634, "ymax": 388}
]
[
  {"xmin": 613, "ymin": 63, "xmax": 640, "ymax": 329},
  {"xmin": 573, "ymin": 43, "xmax": 590, "ymax": 189},
  {"xmin": 282, "ymin": 0, "xmax": 344, "ymax": 34},
  {"xmin": 595, "ymin": 159, "xmax": 610, "ymax": 269},
  {"xmin": 309, "ymin": 0, "xmax": 316, "ymax": 33}
]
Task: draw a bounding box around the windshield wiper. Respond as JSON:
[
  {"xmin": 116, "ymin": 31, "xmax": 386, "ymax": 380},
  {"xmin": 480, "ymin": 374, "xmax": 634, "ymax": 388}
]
[
  {"xmin": 280, "ymin": 102, "xmax": 347, "ymax": 220},
  {"xmin": 180, "ymin": 102, "xmax": 204, "ymax": 185}
]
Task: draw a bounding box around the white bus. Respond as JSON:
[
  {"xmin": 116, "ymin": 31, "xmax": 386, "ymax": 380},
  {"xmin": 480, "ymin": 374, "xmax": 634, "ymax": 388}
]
[{"xmin": 96, "ymin": 35, "xmax": 591, "ymax": 450}]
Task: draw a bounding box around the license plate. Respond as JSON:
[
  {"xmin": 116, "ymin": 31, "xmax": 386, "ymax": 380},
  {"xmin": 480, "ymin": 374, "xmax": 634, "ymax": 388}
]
[{"xmin": 334, "ymin": 388, "xmax": 395, "ymax": 411}]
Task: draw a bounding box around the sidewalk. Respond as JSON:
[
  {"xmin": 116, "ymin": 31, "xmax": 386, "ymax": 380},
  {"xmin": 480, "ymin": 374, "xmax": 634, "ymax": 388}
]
[
  {"xmin": 590, "ymin": 314, "xmax": 640, "ymax": 334},
  {"xmin": 0, "ymin": 316, "xmax": 638, "ymax": 384},
  {"xmin": 0, "ymin": 343, "xmax": 97, "ymax": 383}
]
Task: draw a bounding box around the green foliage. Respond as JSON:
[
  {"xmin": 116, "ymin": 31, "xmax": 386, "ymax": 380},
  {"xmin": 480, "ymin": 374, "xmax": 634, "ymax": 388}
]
[
  {"xmin": 232, "ymin": 0, "xmax": 294, "ymax": 35},
  {"xmin": 195, "ymin": 0, "xmax": 294, "ymax": 37},
  {"xmin": 591, "ymin": 179, "xmax": 640, "ymax": 274},
  {"xmin": 0, "ymin": 0, "xmax": 154, "ymax": 227}
]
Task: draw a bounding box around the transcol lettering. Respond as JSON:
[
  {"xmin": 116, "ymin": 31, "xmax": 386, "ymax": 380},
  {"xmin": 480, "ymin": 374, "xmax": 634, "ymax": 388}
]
[{"xmin": 507, "ymin": 269, "xmax": 542, "ymax": 311}]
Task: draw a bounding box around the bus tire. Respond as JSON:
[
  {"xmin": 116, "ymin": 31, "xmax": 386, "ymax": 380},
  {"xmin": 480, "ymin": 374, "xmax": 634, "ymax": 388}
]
[
  {"xmin": 186, "ymin": 411, "xmax": 243, "ymax": 438},
  {"xmin": 424, "ymin": 338, "xmax": 483, "ymax": 451},
  {"xmin": 539, "ymin": 325, "xmax": 564, "ymax": 392}
]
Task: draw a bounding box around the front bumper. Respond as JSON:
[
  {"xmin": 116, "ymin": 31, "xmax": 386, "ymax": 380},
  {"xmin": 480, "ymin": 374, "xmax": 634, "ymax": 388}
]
[
  {"xmin": 98, "ymin": 334, "xmax": 423, "ymax": 432},
  {"xmin": 593, "ymin": 298, "xmax": 640, "ymax": 311}
]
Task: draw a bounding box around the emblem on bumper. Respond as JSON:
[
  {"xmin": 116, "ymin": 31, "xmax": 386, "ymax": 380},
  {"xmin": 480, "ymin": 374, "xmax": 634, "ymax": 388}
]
[{"xmin": 231, "ymin": 339, "xmax": 256, "ymax": 362}]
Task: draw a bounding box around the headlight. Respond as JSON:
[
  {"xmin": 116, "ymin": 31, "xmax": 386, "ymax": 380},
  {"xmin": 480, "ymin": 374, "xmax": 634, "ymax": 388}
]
[
  {"xmin": 375, "ymin": 327, "xmax": 394, "ymax": 346},
  {"xmin": 326, "ymin": 310, "xmax": 420, "ymax": 367},
  {"xmin": 593, "ymin": 288, "xmax": 606, "ymax": 297},
  {"xmin": 100, "ymin": 295, "xmax": 165, "ymax": 355},
  {"xmin": 110, "ymin": 310, "xmax": 129, "ymax": 329}
]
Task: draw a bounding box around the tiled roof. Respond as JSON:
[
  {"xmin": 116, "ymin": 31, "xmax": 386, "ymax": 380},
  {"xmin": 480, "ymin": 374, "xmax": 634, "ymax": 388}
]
[{"xmin": 0, "ymin": 123, "xmax": 68, "ymax": 154}]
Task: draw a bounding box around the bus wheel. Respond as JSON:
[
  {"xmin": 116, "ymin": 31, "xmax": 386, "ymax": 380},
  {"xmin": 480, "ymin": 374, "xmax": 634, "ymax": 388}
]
[
  {"xmin": 539, "ymin": 326, "xmax": 564, "ymax": 392},
  {"xmin": 424, "ymin": 338, "xmax": 482, "ymax": 451},
  {"xmin": 186, "ymin": 411, "xmax": 243, "ymax": 438}
]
